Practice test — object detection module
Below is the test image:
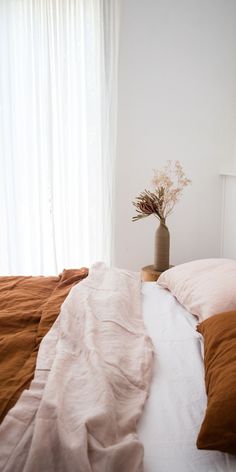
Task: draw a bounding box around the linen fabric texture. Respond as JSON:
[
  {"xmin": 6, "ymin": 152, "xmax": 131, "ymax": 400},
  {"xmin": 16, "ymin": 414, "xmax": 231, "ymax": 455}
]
[
  {"xmin": 196, "ymin": 311, "xmax": 236, "ymax": 455},
  {"xmin": 0, "ymin": 268, "xmax": 88, "ymax": 423},
  {"xmin": 0, "ymin": 263, "xmax": 154, "ymax": 472},
  {"xmin": 157, "ymin": 258, "xmax": 236, "ymax": 321}
]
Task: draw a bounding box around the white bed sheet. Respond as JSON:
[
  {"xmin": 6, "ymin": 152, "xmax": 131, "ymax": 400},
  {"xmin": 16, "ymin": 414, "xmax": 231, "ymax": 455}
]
[{"xmin": 139, "ymin": 282, "xmax": 236, "ymax": 472}]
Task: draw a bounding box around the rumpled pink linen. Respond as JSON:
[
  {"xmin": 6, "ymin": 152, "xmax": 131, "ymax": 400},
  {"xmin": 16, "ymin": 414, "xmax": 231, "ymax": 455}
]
[{"xmin": 0, "ymin": 263, "xmax": 154, "ymax": 472}]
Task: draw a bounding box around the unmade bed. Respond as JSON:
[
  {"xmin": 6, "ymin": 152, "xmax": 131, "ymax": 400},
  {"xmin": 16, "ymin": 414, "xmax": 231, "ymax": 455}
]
[
  {"xmin": 139, "ymin": 282, "xmax": 236, "ymax": 471},
  {"xmin": 0, "ymin": 260, "xmax": 236, "ymax": 471}
]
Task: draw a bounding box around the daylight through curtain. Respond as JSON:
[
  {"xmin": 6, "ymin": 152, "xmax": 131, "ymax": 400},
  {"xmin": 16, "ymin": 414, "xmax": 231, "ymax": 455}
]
[{"xmin": 0, "ymin": 0, "xmax": 119, "ymax": 275}]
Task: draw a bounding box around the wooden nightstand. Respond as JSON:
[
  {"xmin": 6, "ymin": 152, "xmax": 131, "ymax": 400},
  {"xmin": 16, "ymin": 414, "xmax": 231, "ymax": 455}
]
[{"xmin": 141, "ymin": 265, "xmax": 173, "ymax": 282}]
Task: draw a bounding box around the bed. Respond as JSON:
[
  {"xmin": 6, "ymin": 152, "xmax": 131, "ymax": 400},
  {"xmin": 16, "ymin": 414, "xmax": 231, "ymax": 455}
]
[
  {"xmin": 0, "ymin": 260, "xmax": 236, "ymax": 471},
  {"xmin": 140, "ymin": 281, "xmax": 236, "ymax": 471}
]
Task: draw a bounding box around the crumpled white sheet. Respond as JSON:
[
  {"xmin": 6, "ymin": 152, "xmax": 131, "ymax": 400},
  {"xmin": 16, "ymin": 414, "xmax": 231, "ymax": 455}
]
[{"xmin": 139, "ymin": 282, "xmax": 236, "ymax": 472}]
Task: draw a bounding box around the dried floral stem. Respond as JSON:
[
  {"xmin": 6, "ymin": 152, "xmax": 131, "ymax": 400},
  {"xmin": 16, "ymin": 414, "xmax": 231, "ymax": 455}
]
[{"xmin": 132, "ymin": 161, "xmax": 191, "ymax": 223}]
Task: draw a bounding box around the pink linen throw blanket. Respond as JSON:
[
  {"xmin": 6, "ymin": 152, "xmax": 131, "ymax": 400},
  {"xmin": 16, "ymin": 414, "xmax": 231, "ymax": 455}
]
[{"xmin": 0, "ymin": 263, "xmax": 154, "ymax": 472}]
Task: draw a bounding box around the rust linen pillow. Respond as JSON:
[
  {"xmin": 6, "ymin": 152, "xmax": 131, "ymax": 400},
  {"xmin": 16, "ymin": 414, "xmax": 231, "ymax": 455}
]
[
  {"xmin": 197, "ymin": 311, "xmax": 236, "ymax": 455},
  {"xmin": 157, "ymin": 258, "xmax": 236, "ymax": 321}
]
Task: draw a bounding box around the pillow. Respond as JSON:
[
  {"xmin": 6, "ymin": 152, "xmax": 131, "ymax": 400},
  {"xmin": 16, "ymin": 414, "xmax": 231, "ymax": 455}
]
[
  {"xmin": 196, "ymin": 311, "xmax": 236, "ymax": 455},
  {"xmin": 157, "ymin": 258, "xmax": 236, "ymax": 321}
]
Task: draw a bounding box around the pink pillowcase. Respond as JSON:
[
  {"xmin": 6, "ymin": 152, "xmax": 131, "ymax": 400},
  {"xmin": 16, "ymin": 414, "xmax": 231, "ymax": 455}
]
[{"xmin": 157, "ymin": 258, "xmax": 236, "ymax": 321}]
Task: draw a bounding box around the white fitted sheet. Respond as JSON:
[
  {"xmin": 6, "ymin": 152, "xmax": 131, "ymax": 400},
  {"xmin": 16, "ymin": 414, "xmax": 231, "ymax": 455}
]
[{"xmin": 138, "ymin": 282, "xmax": 236, "ymax": 472}]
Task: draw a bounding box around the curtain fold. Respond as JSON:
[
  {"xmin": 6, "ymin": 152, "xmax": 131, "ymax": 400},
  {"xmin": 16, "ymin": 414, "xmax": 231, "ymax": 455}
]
[{"xmin": 0, "ymin": 0, "xmax": 120, "ymax": 275}]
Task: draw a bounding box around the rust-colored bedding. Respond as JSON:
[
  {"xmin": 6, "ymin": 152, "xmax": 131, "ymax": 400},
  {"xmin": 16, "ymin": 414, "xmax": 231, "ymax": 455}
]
[
  {"xmin": 197, "ymin": 311, "xmax": 236, "ymax": 455},
  {"xmin": 0, "ymin": 268, "xmax": 88, "ymax": 423}
]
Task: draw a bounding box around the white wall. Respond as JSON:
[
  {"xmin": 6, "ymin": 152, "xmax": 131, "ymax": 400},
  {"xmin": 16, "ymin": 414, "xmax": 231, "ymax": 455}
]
[{"xmin": 114, "ymin": 0, "xmax": 236, "ymax": 271}]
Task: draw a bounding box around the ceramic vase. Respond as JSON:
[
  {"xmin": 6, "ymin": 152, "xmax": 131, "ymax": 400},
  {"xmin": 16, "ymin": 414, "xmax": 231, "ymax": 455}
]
[{"xmin": 154, "ymin": 219, "xmax": 170, "ymax": 272}]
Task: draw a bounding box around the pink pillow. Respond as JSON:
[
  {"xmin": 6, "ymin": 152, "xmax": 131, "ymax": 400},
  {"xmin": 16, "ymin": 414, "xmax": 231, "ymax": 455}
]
[{"xmin": 157, "ymin": 258, "xmax": 236, "ymax": 321}]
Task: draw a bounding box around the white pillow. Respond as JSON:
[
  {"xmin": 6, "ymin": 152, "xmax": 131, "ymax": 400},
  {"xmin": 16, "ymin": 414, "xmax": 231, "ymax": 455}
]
[{"xmin": 157, "ymin": 258, "xmax": 236, "ymax": 321}]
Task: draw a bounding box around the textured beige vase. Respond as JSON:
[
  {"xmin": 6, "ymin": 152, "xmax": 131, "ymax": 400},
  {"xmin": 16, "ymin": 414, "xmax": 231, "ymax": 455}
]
[{"xmin": 154, "ymin": 219, "xmax": 170, "ymax": 272}]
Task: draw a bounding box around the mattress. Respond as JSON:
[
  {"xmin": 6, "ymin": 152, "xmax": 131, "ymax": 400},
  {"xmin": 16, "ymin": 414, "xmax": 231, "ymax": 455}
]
[{"xmin": 139, "ymin": 282, "xmax": 236, "ymax": 472}]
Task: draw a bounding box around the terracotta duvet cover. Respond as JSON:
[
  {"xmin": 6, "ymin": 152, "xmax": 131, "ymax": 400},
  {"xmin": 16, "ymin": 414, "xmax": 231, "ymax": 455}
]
[{"xmin": 0, "ymin": 268, "xmax": 88, "ymax": 423}]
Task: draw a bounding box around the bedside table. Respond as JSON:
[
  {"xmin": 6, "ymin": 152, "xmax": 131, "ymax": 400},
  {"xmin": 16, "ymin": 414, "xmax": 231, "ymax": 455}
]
[{"xmin": 141, "ymin": 265, "xmax": 173, "ymax": 282}]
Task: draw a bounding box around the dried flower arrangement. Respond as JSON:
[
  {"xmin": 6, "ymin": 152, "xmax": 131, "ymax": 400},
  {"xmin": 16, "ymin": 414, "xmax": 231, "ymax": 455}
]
[{"xmin": 132, "ymin": 160, "xmax": 191, "ymax": 224}]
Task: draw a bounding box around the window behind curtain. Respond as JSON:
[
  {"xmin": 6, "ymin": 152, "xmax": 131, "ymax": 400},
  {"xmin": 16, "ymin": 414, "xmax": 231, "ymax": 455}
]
[{"xmin": 0, "ymin": 0, "xmax": 119, "ymax": 275}]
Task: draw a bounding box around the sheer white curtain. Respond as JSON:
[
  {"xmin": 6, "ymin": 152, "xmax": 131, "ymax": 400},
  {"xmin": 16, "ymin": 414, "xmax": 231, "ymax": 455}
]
[{"xmin": 0, "ymin": 0, "xmax": 119, "ymax": 275}]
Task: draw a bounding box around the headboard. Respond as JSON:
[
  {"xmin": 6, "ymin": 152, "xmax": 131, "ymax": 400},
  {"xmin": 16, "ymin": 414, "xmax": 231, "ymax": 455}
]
[{"xmin": 220, "ymin": 173, "xmax": 236, "ymax": 259}]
